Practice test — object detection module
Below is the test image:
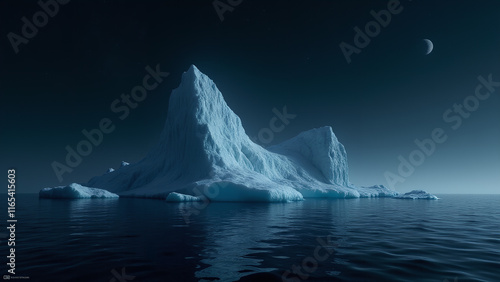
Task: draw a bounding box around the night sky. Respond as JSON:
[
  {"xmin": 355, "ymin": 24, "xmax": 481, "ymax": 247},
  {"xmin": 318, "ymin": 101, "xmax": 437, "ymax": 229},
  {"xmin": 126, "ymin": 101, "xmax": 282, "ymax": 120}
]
[{"xmin": 1, "ymin": 0, "xmax": 499, "ymax": 194}]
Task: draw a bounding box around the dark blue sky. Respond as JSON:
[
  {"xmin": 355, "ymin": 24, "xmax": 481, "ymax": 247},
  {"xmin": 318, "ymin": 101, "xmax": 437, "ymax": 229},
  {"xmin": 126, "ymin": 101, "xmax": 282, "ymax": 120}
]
[{"xmin": 1, "ymin": 0, "xmax": 499, "ymax": 193}]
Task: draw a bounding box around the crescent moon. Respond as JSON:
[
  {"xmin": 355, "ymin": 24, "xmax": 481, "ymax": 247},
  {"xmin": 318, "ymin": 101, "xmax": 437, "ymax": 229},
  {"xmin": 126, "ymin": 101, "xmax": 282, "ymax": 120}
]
[{"xmin": 424, "ymin": 39, "xmax": 433, "ymax": 55}]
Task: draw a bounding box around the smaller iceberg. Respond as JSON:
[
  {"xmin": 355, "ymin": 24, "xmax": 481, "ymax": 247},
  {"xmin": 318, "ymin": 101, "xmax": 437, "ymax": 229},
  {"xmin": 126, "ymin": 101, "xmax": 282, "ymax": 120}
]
[
  {"xmin": 394, "ymin": 190, "xmax": 438, "ymax": 200},
  {"xmin": 39, "ymin": 183, "xmax": 119, "ymax": 199},
  {"xmin": 166, "ymin": 192, "xmax": 203, "ymax": 202}
]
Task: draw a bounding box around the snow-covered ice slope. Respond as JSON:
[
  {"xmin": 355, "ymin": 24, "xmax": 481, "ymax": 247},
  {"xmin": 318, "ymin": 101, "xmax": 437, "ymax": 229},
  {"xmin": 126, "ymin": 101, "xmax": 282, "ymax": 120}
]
[
  {"xmin": 40, "ymin": 183, "xmax": 119, "ymax": 199},
  {"xmin": 43, "ymin": 65, "xmax": 397, "ymax": 201}
]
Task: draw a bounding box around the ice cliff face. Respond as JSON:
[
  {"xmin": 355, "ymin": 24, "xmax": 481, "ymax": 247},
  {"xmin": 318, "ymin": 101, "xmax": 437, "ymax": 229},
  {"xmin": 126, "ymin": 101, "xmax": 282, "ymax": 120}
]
[{"xmin": 50, "ymin": 65, "xmax": 397, "ymax": 201}]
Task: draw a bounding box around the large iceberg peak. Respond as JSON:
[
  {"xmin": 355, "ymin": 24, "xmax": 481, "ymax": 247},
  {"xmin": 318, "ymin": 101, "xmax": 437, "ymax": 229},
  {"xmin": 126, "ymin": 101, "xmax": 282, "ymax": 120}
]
[
  {"xmin": 169, "ymin": 64, "xmax": 238, "ymax": 125},
  {"xmin": 175, "ymin": 64, "xmax": 217, "ymax": 100},
  {"xmin": 154, "ymin": 64, "xmax": 251, "ymax": 175},
  {"xmin": 163, "ymin": 64, "xmax": 247, "ymax": 140}
]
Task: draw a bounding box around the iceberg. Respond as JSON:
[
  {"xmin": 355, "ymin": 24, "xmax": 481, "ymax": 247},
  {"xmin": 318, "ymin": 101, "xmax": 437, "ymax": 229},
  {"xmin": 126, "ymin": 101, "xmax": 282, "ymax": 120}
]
[
  {"xmin": 394, "ymin": 190, "xmax": 438, "ymax": 200},
  {"xmin": 39, "ymin": 183, "xmax": 119, "ymax": 199},
  {"xmin": 41, "ymin": 65, "xmax": 399, "ymax": 202}
]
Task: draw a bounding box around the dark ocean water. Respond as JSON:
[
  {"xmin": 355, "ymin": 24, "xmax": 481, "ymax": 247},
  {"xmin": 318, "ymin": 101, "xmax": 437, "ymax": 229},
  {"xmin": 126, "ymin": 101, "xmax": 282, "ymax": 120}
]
[{"xmin": 1, "ymin": 194, "xmax": 499, "ymax": 282}]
